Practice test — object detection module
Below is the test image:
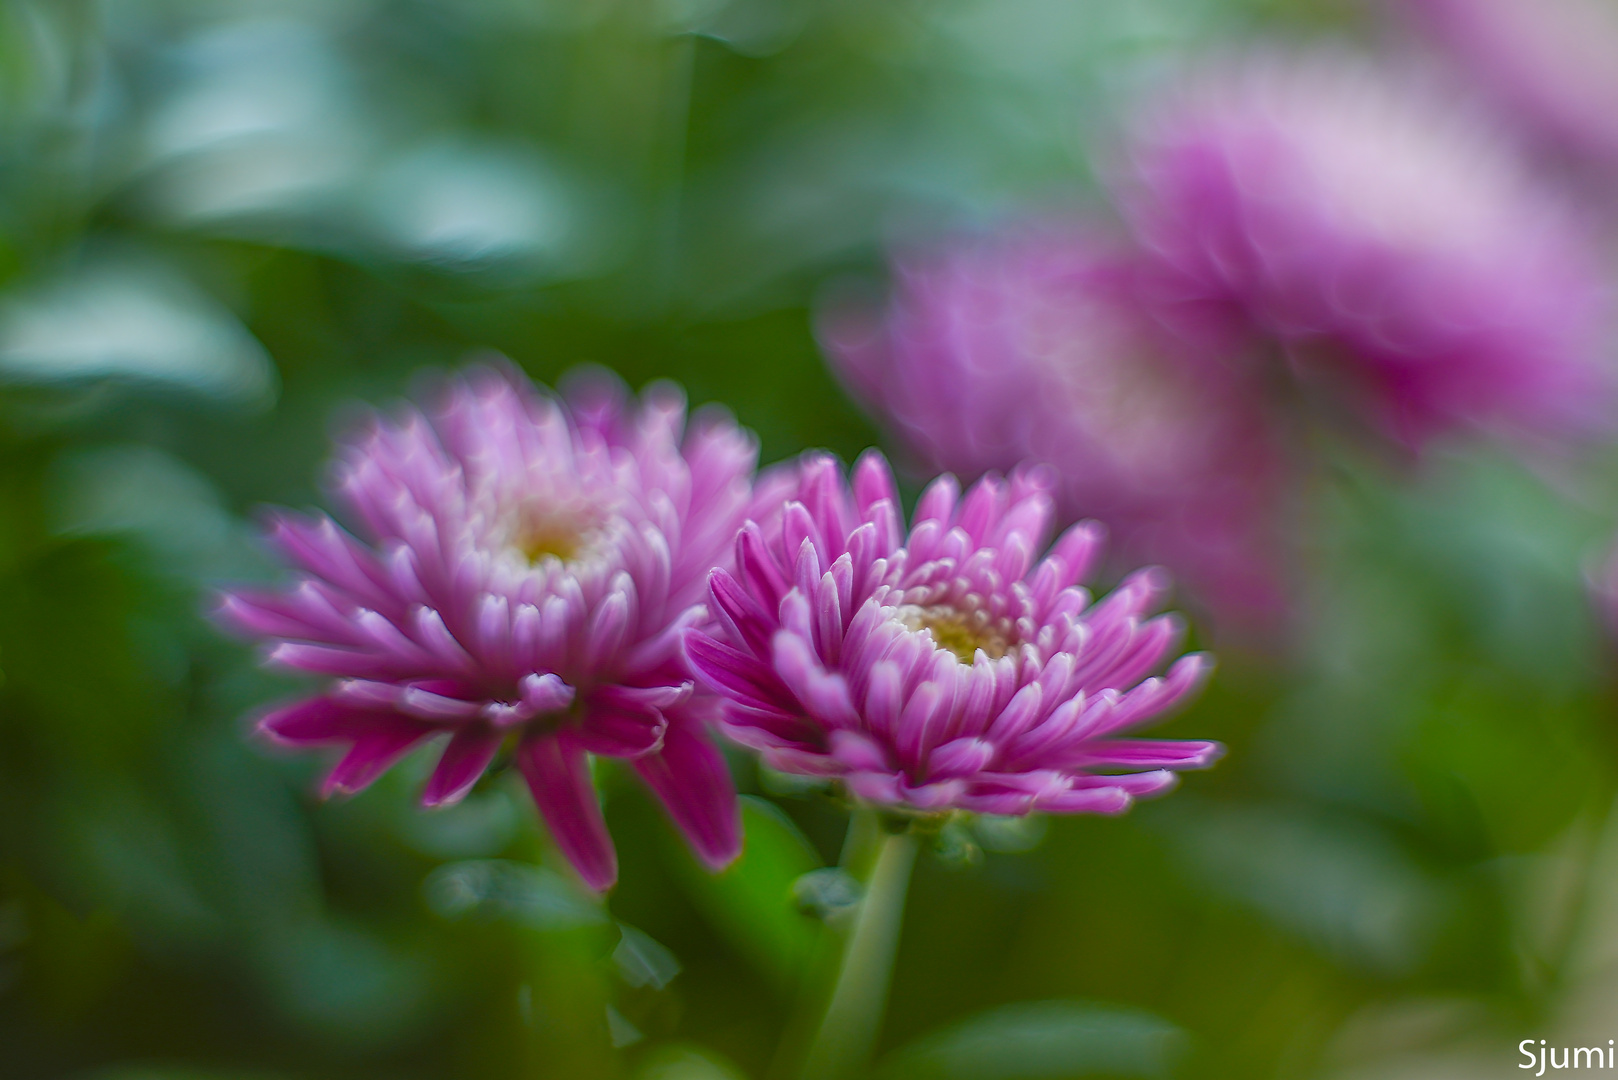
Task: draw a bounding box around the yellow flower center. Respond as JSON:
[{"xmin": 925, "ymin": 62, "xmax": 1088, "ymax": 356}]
[
  {"xmin": 896, "ymin": 605, "xmax": 1013, "ymax": 664},
  {"xmin": 506, "ymin": 502, "xmax": 598, "ymax": 566},
  {"xmin": 516, "ymin": 519, "xmax": 583, "ymax": 563}
]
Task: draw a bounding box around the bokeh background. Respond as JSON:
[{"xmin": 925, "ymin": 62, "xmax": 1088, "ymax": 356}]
[{"xmin": 6, "ymin": 1, "xmax": 1618, "ymax": 1078}]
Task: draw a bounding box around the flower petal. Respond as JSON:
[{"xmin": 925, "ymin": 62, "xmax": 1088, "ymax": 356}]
[
  {"xmin": 761, "ymin": 747, "xmax": 844, "ymax": 776},
  {"xmin": 1076, "ymin": 739, "xmax": 1224, "ymax": 771},
  {"xmin": 422, "ymin": 727, "xmax": 504, "ymax": 807},
  {"xmin": 324, "ymin": 725, "xmax": 433, "ymax": 796},
  {"xmin": 1033, "ymin": 785, "xmax": 1133, "ymax": 814},
  {"xmin": 851, "ymin": 450, "xmax": 900, "ymax": 517},
  {"xmin": 574, "ymin": 695, "xmax": 667, "ymax": 758},
  {"xmin": 925, "ymin": 736, "xmax": 996, "ymax": 780},
  {"xmin": 684, "ymin": 631, "xmax": 795, "ymax": 713},
  {"xmin": 518, "ymin": 735, "xmax": 618, "ymax": 892},
  {"xmin": 520, "ymin": 672, "xmax": 577, "ymax": 714},
  {"xmin": 708, "ymin": 568, "xmax": 774, "ymax": 655},
  {"xmin": 633, "ymin": 720, "xmax": 742, "ymax": 871},
  {"xmin": 259, "ymin": 697, "xmax": 386, "ymax": 744},
  {"xmin": 828, "ymin": 729, "xmax": 891, "ymax": 772},
  {"xmin": 846, "ymin": 770, "xmax": 904, "ymax": 804}
]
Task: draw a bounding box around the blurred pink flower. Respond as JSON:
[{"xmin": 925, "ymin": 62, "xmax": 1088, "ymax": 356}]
[
  {"xmin": 1402, "ymin": 0, "xmax": 1618, "ymax": 173},
  {"xmin": 820, "ymin": 227, "xmax": 1290, "ymax": 631},
  {"xmin": 219, "ymin": 365, "xmax": 756, "ymax": 891},
  {"xmin": 1118, "ymin": 50, "xmax": 1613, "ymax": 449},
  {"xmin": 685, "ymin": 452, "xmax": 1219, "ymax": 816}
]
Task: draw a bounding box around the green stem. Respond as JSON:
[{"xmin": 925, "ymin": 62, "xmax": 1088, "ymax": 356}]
[{"xmin": 798, "ymin": 817, "xmax": 918, "ymax": 1080}]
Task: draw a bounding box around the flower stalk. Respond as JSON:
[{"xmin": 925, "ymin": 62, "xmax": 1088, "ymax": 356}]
[{"xmin": 799, "ymin": 809, "xmax": 919, "ymax": 1080}]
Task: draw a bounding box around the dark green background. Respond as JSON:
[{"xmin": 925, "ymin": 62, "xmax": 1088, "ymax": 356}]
[{"xmin": 1, "ymin": 2, "xmax": 1614, "ymax": 1078}]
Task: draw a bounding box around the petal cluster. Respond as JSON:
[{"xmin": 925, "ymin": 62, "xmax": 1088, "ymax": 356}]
[
  {"xmin": 821, "ymin": 226, "xmax": 1289, "ymax": 630},
  {"xmin": 219, "ymin": 365, "xmax": 754, "ymax": 889},
  {"xmin": 1119, "ymin": 50, "xmax": 1614, "ymax": 448},
  {"xmin": 685, "ymin": 452, "xmax": 1219, "ymax": 816}
]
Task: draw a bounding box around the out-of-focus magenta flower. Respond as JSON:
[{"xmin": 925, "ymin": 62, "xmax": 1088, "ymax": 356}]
[
  {"xmin": 1403, "ymin": 0, "xmax": 1618, "ymax": 173},
  {"xmin": 1119, "ymin": 50, "xmax": 1613, "ymax": 449},
  {"xmin": 219, "ymin": 365, "xmax": 755, "ymax": 890},
  {"xmin": 820, "ymin": 227, "xmax": 1290, "ymax": 630},
  {"xmin": 684, "ymin": 452, "xmax": 1220, "ymax": 816}
]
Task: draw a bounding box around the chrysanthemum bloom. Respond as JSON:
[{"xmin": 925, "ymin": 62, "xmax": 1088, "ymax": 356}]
[
  {"xmin": 1118, "ymin": 50, "xmax": 1613, "ymax": 449},
  {"xmin": 820, "ymin": 226, "xmax": 1289, "ymax": 631},
  {"xmin": 1402, "ymin": 0, "xmax": 1618, "ymax": 174},
  {"xmin": 684, "ymin": 452, "xmax": 1220, "ymax": 815},
  {"xmin": 219, "ymin": 365, "xmax": 755, "ymax": 890}
]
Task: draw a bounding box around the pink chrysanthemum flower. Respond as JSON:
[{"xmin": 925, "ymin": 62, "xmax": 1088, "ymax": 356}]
[
  {"xmin": 1118, "ymin": 50, "xmax": 1613, "ymax": 449},
  {"xmin": 684, "ymin": 452, "xmax": 1220, "ymax": 816},
  {"xmin": 820, "ymin": 226, "xmax": 1288, "ymax": 630},
  {"xmin": 219, "ymin": 365, "xmax": 755, "ymax": 890}
]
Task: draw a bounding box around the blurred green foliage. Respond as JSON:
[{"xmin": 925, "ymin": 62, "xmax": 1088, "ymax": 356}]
[{"xmin": 2, "ymin": 1, "xmax": 1618, "ymax": 1079}]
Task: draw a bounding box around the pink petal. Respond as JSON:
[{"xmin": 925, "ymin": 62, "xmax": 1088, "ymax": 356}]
[
  {"xmin": 1033, "ymin": 785, "xmax": 1133, "ymax": 814},
  {"xmin": 265, "ymin": 512, "xmax": 397, "ymax": 614},
  {"xmin": 259, "ymin": 697, "xmax": 385, "ymax": 744},
  {"xmin": 955, "ymin": 473, "xmax": 1004, "ymax": 545},
  {"xmin": 517, "ymin": 735, "xmax": 618, "ymax": 892},
  {"xmin": 1069, "ymin": 769, "xmax": 1179, "ymax": 798},
  {"xmin": 851, "ymin": 451, "xmax": 900, "ymax": 516},
  {"xmin": 684, "ymin": 631, "xmax": 795, "ymax": 713},
  {"xmin": 862, "ymin": 660, "xmax": 904, "ymax": 739},
  {"xmin": 633, "ymin": 720, "xmax": 742, "ymax": 871},
  {"xmin": 761, "ymin": 747, "xmax": 845, "ymax": 776},
  {"xmin": 897, "ymin": 778, "xmax": 966, "ymax": 809},
  {"xmin": 584, "ymin": 588, "xmax": 632, "ymax": 669},
  {"xmin": 846, "ymin": 770, "xmax": 905, "ymax": 804},
  {"xmin": 520, "ymin": 672, "xmax": 577, "ymax": 714},
  {"xmin": 955, "ymin": 790, "xmax": 1038, "ymax": 815},
  {"xmin": 410, "ymin": 606, "xmax": 478, "ymax": 674},
  {"xmin": 216, "ymin": 586, "xmax": 354, "ymax": 644},
  {"xmin": 323, "ymin": 725, "xmax": 432, "ymax": 796},
  {"xmin": 829, "ymin": 729, "xmax": 892, "ymax": 772},
  {"xmin": 397, "ymin": 685, "xmax": 483, "ymax": 721},
  {"xmin": 895, "ymin": 679, "xmax": 950, "ymax": 769},
  {"xmin": 772, "ymin": 630, "xmax": 859, "ymax": 728},
  {"xmin": 1045, "ymin": 521, "xmax": 1106, "ymax": 590},
  {"xmin": 926, "ymin": 736, "xmax": 997, "ymax": 780},
  {"xmin": 735, "ymin": 523, "xmax": 791, "ymax": 610},
  {"xmin": 1077, "ymin": 739, "xmax": 1223, "ymax": 771},
  {"xmin": 268, "ymin": 641, "xmax": 413, "ymax": 681},
  {"xmin": 422, "ymin": 727, "xmax": 504, "ymax": 806},
  {"xmin": 1082, "ymin": 654, "xmax": 1212, "ymax": 738},
  {"xmin": 720, "ymin": 716, "xmax": 817, "ymax": 752},
  {"xmin": 1094, "ymin": 615, "xmax": 1184, "ymax": 692},
  {"xmin": 999, "ymin": 693, "xmax": 1091, "ymax": 768},
  {"xmin": 574, "ymin": 695, "xmax": 667, "ymax": 758},
  {"xmin": 796, "ymin": 453, "xmax": 853, "ymax": 546},
  {"xmin": 475, "ymin": 593, "xmax": 513, "ymax": 674},
  {"xmin": 986, "ymin": 682, "xmax": 1045, "ymax": 743},
  {"xmin": 708, "ymin": 569, "xmax": 774, "ymax": 655},
  {"xmin": 913, "ymin": 473, "xmax": 960, "ymax": 530},
  {"xmin": 596, "ymin": 683, "xmax": 692, "ymax": 710}
]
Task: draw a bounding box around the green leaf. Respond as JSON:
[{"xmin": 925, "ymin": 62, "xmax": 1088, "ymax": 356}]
[
  {"xmin": 634, "ymin": 1044, "xmax": 749, "ymax": 1080},
  {"xmin": 663, "ymin": 795, "xmax": 820, "ymax": 991},
  {"xmin": 0, "ymin": 253, "xmax": 276, "ymax": 406},
  {"xmin": 877, "ymin": 1000, "xmax": 1187, "ymax": 1080},
  {"xmin": 1158, "ymin": 799, "xmax": 1454, "ymax": 976},
  {"xmin": 613, "ymin": 922, "xmax": 681, "ymax": 989},
  {"xmin": 48, "ymin": 444, "xmax": 260, "ymax": 582},
  {"xmin": 422, "ymin": 859, "xmax": 608, "ymax": 930},
  {"xmin": 78, "ymin": 1070, "xmax": 288, "ymax": 1080}
]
